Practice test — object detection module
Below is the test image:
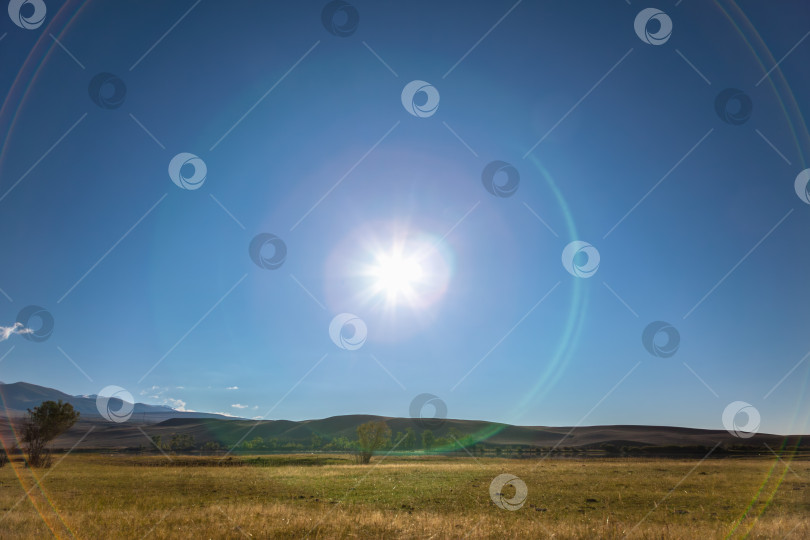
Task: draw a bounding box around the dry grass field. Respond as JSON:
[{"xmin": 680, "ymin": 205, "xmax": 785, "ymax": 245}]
[{"xmin": 0, "ymin": 454, "xmax": 807, "ymax": 539}]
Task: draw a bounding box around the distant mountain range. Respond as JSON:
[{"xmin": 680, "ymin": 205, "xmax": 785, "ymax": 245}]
[
  {"xmin": 0, "ymin": 381, "xmax": 239, "ymax": 423},
  {"xmin": 0, "ymin": 381, "xmax": 806, "ymax": 452}
]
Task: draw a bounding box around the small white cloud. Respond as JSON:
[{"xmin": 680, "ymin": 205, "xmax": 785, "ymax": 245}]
[
  {"xmin": 141, "ymin": 385, "xmax": 166, "ymax": 396},
  {"xmin": 163, "ymin": 398, "xmax": 195, "ymax": 412},
  {"xmin": 231, "ymin": 403, "xmax": 248, "ymax": 409},
  {"xmin": 212, "ymin": 411, "xmax": 240, "ymax": 418},
  {"xmin": 225, "ymin": 386, "xmax": 239, "ymax": 390},
  {"xmin": 0, "ymin": 322, "xmax": 33, "ymax": 341}
]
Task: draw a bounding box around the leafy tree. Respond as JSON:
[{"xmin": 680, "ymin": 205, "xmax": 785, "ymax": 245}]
[
  {"xmin": 310, "ymin": 433, "xmax": 323, "ymax": 449},
  {"xmin": 356, "ymin": 421, "xmax": 391, "ymax": 464},
  {"xmin": 150, "ymin": 435, "xmax": 163, "ymax": 451},
  {"xmin": 324, "ymin": 436, "xmax": 352, "ymax": 451},
  {"xmin": 403, "ymin": 428, "xmax": 416, "ymax": 451},
  {"xmin": 169, "ymin": 433, "xmax": 196, "ymax": 451},
  {"xmin": 202, "ymin": 441, "xmax": 222, "ymax": 454},
  {"xmin": 434, "ymin": 436, "xmax": 451, "ymax": 450},
  {"xmin": 22, "ymin": 400, "xmax": 79, "ymax": 468},
  {"xmin": 243, "ymin": 436, "xmax": 265, "ymax": 451},
  {"xmin": 422, "ymin": 430, "xmax": 435, "ymax": 452}
]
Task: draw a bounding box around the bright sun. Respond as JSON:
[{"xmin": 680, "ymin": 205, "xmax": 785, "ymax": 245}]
[
  {"xmin": 370, "ymin": 253, "xmax": 423, "ymax": 302},
  {"xmin": 353, "ymin": 228, "xmax": 452, "ymax": 312}
]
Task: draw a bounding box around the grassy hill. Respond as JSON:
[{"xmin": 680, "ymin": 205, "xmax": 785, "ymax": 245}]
[{"xmin": 0, "ymin": 382, "xmax": 806, "ymax": 455}]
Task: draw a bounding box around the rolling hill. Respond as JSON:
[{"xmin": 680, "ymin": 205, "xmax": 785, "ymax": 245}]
[{"xmin": 0, "ymin": 381, "xmax": 806, "ymax": 453}]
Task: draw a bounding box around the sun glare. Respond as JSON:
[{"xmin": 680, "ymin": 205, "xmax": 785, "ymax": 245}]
[
  {"xmin": 357, "ymin": 230, "xmax": 451, "ymax": 311},
  {"xmin": 370, "ymin": 253, "xmax": 424, "ymax": 302}
]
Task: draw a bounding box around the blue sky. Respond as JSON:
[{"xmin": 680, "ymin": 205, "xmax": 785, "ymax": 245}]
[{"xmin": 1, "ymin": 0, "xmax": 809, "ymax": 435}]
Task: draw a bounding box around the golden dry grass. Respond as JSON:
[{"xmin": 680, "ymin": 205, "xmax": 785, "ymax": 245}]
[{"xmin": 0, "ymin": 454, "xmax": 807, "ymax": 539}]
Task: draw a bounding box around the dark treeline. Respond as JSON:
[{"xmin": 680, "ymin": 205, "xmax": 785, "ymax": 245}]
[{"xmin": 4, "ymin": 436, "xmax": 801, "ymax": 459}]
